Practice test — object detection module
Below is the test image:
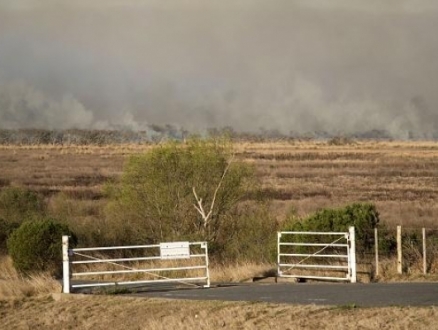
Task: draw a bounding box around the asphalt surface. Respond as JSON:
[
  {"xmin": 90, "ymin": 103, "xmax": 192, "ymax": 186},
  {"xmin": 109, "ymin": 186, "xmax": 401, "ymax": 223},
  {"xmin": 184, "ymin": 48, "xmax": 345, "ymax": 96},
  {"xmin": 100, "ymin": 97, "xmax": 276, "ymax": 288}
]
[{"xmin": 128, "ymin": 282, "xmax": 438, "ymax": 307}]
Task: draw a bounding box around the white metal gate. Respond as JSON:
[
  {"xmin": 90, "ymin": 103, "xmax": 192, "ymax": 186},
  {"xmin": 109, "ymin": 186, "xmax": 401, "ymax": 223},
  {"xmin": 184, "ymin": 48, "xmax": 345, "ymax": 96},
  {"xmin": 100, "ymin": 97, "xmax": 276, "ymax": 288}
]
[
  {"xmin": 62, "ymin": 236, "xmax": 210, "ymax": 293},
  {"xmin": 277, "ymin": 227, "xmax": 356, "ymax": 283}
]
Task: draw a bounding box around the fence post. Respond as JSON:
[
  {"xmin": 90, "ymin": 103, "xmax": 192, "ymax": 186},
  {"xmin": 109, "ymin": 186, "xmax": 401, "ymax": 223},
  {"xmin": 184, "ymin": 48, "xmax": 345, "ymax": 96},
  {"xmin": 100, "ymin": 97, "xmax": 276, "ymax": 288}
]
[
  {"xmin": 397, "ymin": 225, "xmax": 402, "ymax": 274},
  {"xmin": 423, "ymin": 228, "xmax": 427, "ymax": 275},
  {"xmin": 349, "ymin": 227, "xmax": 357, "ymax": 283},
  {"xmin": 62, "ymin": 235, "xmax": 70, "ymax": 294},
  {"xmin": 374, "ymin": 227, "xmax": 379, "ymax": 277}
]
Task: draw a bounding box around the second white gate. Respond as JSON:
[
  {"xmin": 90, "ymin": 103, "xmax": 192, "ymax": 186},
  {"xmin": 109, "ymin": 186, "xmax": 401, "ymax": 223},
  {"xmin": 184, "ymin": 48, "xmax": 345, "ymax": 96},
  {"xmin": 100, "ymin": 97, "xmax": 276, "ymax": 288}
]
[{"xmin": 277, "ymin": 226, "xmax": 356, "ymax": 283}]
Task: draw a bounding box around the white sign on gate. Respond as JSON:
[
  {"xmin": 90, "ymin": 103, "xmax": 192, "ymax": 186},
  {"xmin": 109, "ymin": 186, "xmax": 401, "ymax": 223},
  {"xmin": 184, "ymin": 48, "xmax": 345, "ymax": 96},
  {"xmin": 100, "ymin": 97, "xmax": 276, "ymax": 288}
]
[{"xmin": 160, "ymin": 241, "xmax": 190, "ymax": 259}]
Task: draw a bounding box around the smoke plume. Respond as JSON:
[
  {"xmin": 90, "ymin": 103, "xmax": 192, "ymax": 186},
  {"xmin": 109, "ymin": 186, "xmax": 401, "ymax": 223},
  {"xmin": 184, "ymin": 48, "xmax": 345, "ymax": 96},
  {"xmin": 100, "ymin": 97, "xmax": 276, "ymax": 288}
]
[{"xmin": 1, "ymin": 0, "xmax": 438, "ymax": 138}]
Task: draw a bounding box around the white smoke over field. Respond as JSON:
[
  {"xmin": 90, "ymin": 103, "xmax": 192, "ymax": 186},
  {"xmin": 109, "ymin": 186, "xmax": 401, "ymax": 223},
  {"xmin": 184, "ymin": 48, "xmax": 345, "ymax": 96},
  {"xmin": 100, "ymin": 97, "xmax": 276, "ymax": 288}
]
[
  {"xmin": 1, "ymin": 0, "xmax": 438, "ymax": 138},
  {"xmin": 0, "ymin": 81, "xmax": 93, "ymax": 129}
]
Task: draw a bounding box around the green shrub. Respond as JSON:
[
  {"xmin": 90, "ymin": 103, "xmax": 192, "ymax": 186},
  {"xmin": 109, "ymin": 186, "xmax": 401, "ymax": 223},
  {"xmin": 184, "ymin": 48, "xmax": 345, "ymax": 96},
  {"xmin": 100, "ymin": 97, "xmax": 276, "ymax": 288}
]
[
  {"xmin": 0, "ymin": 217, "xmax": 20, "ymax": 253},
  {"xmin": 0, "ymin": 187, "xmax": 45, "ymax": 223},
  {"xmin": 7, "ymin": 219, "xmax": 77, "ymax": 275},
  {"xmin": 0, "ymin": 187, "xmax": 46, "ymax": 254},
  {"xmin": 104, "ymin": 138, "xmax": 256, "ymax": 258},
  {"xmin": 283, "ymin": 203, "xmax": 381, "ymax": 254},
  {"xmin": 103, "ymin": 137, "xmax": 282, "ymax": 263},
  {"xmin": 208, "ymin": 203, "xmax": 279, "ymax": 263}
]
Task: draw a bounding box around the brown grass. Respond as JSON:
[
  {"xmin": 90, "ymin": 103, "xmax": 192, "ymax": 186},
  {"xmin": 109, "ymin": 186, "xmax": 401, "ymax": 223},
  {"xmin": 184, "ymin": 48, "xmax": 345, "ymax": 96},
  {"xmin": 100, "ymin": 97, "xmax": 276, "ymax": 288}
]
[
  {"xmin": 1, "ymin": 293, "xmax": 438, "ymax": 329},
  {"xmin": 0, "ymin": 256, "xmax": 61, "ymax": 299},
  {"xmin": 0, "ymin": 254, "xmax": 271, "ymax": 300},
  {"xmin": 2, "ymin": 140, "xmax": 438, "ymax": 227}
]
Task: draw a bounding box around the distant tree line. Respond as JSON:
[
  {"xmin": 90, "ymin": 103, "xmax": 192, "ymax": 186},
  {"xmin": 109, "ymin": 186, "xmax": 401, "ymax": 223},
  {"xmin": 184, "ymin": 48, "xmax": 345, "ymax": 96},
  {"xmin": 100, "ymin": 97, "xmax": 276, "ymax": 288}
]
[
  {"xmin": 0, "ymin": 126, "xmax": 187, "ymax": 145},
  {"xmin": 0, "ymin": 126, "xmax": 429, "ymax": 146}
]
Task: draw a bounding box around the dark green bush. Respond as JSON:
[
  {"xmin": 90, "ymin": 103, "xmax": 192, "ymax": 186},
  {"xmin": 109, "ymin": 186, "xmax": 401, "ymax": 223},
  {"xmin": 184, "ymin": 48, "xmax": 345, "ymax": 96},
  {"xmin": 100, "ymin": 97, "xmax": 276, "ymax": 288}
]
[
  {"xmin": 0, "ymin": 187, "xmax": 45, "ymax": 223},
  {"xmin": 0, "ymin": 187, "xmax": 46, "ymax": 254},
  {"xmin": 282, "ymin": 203, "xmax": 381, "ymax": 254},
  {"xmin": 0, "ymin": 217, "xmax": 20, "ymax": 253},
  {"xmin": 7, "ymin": 219, "xmax": 77, "ymax": 275}
]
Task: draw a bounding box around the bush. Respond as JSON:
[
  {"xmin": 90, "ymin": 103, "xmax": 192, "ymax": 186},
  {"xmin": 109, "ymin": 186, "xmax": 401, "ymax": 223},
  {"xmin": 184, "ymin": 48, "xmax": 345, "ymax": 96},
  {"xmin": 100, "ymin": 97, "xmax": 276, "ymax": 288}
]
[
  {"xmin": 216, "ymin": 203, "xmax": 279, "ymax": 263},
  {"xmin": 7, "ymin": 219, "xmax": 77, "ymax": 275},
  {"xmin": 283, "ymin": 203, "xmax": 381, "ymax": 254},
  {"xmin": 0, "ymin": 186, "xmax": 45, "ymax": 224},
  {"xmin": 0, "ymin": 187, "xmax": 46, "ymax": 253},
  {"xmin": 0, "ymin": 217, "xmax": 20, "ymax": 253},
  {"xmin": 105, "ymin": 137, "xmax": 261, "ymax": 261}
]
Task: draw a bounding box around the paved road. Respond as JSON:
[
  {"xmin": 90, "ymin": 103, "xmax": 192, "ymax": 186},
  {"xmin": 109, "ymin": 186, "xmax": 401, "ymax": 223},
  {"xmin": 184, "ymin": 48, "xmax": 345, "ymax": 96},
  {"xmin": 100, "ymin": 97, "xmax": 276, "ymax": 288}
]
[{"xmin": 131, "ymin": 282, "xmax": 438, "ymax": 307}]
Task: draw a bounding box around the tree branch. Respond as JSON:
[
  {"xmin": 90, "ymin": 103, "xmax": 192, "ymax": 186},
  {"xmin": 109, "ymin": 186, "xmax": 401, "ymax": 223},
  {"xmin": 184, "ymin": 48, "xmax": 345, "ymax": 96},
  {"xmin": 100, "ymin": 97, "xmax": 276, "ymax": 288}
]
[{"xmin": 192, "ymin": 155, "xmax": 234, "ymax": 228}]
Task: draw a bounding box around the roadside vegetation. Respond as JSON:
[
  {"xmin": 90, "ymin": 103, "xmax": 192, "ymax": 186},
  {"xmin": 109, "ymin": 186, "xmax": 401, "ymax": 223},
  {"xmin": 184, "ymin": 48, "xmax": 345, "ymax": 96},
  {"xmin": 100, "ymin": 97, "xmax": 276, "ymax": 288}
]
[
  {"xmin": 1, "ymin": 136, "xmax": 438, "ymax": 328},
  {"xmin": 1, "ymin": 137, "xmax": 438, "ymax": 302}
]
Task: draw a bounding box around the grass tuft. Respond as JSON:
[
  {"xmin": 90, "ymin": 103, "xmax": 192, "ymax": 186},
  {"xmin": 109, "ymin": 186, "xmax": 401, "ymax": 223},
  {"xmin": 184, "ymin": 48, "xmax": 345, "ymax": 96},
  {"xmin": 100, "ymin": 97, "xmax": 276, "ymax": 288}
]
[{"xmin": 0, "ymin": 256, "xmax": 61, "ymax": 300}]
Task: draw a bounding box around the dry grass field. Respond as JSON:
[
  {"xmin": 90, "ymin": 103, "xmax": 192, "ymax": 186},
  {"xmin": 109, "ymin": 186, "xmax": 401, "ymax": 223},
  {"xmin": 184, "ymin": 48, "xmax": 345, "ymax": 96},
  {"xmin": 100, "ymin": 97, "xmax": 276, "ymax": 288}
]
[
  {"xmin": 2, "ymin": 293, "xmax": 438, "ymax": 330},
  {"xmin": 235, "ymin": 140, "xmax": 438, "ymax": 228},
  {"xmin": 1, "ymin": 140, "xmax": 438, "ymax": 328},
  {"xmin": 1, "ymin": 140, "xmax": 437, "ymax": 227}
]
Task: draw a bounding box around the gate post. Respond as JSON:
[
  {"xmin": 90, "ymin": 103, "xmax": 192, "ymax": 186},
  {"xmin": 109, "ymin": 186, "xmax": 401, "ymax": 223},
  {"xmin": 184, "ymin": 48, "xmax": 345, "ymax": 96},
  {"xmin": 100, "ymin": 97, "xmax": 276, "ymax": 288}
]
[
  {"xmin": 349, "ymin": 227, "xmax": 357, "ymax": 283},
  {"xmin": 202, "ymin": 242, "xmax": 211, "ymax": 288},
  {"xmin": 62, "ymin": 235, "xmax": 71, "ymax": 294},
  {"xmin": 277, "ymin": 232, "xmax": 282, "ymax": 277}
]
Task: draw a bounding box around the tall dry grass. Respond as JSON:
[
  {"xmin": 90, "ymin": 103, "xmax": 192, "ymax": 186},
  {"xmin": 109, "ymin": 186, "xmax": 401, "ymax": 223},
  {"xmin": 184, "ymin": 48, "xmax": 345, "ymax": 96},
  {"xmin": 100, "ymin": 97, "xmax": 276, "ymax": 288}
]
[
  {"xmin": 1, "ymin": 140, "xmax": 438, "ymax": 226},
  {"xmin": 0, "ymin": 250, "xmax": 275, "ymax": 299},
  {"xmin": 0, "ymin": 256, "xmax": 61, "ymax": 300}
]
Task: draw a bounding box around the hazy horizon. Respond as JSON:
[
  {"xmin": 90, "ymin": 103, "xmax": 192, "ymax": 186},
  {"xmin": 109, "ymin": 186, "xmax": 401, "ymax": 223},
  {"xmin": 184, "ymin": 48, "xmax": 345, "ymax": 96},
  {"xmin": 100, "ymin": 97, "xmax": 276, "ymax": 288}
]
[{"xmin": 1, "ymin": 0, "xmax": 438, "ymax": 138}]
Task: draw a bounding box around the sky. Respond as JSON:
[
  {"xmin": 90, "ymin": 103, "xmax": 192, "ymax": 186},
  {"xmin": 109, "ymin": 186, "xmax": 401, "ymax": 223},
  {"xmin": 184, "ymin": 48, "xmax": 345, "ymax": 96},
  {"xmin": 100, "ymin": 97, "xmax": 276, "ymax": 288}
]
[{"xmin": 1, "ymin": 0, "xmax": 438, "ymax": 138}]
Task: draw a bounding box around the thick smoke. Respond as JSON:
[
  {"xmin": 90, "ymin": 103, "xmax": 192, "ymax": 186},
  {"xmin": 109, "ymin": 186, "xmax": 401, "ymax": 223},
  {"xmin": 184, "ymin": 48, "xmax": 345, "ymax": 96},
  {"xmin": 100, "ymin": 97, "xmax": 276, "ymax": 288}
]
[{"xmin": 1, "ymin": 0, "xmax": 438, "ymax": 138}]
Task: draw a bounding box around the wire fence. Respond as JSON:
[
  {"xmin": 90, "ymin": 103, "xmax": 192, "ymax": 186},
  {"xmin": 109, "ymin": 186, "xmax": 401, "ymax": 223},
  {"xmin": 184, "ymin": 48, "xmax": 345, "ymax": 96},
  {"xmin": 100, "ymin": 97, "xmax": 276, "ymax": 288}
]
[{"xmin": 361, "ymin": 226, "xmax": 438, "ymax": 278}]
